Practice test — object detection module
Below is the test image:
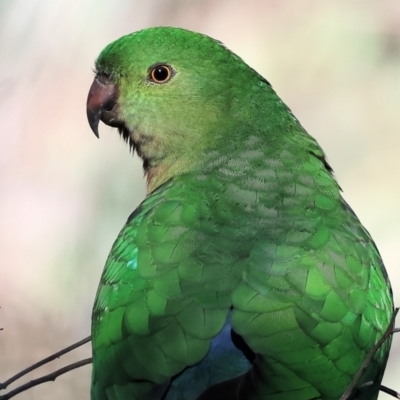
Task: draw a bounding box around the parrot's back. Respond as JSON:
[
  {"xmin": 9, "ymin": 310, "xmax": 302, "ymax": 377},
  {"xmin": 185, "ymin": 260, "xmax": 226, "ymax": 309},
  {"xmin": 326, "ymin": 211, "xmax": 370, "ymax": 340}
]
[{"xmin": 91, "ymin": 133, "xmax": 393, "ymax": 400}]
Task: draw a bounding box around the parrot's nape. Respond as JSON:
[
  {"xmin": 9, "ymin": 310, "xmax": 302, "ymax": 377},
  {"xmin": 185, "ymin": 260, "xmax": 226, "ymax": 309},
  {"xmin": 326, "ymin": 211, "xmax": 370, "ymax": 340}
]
[{"xmin": 86, "ymin": 27, "xmax": 393, "ymax": 400}]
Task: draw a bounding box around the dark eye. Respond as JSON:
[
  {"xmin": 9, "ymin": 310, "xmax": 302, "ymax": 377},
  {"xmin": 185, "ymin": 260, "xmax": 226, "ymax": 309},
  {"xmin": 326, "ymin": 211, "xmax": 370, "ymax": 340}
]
[{"xmin": 149, "ymin": 64, "xmax": 174, "ymax": 84}]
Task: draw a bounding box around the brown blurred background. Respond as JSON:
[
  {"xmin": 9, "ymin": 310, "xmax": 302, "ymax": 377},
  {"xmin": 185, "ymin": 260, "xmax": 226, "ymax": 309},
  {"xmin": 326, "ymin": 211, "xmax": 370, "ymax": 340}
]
[{"xmin": 1, "ymin": 0, "xmax": 399, "ymax": 398}]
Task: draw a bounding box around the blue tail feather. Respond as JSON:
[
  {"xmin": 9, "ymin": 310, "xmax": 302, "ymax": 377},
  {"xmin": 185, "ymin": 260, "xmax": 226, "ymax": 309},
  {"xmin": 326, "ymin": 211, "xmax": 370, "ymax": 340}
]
[{"xmin": 163, "ymin": 312, "xmax": 252, "ymax": 400}]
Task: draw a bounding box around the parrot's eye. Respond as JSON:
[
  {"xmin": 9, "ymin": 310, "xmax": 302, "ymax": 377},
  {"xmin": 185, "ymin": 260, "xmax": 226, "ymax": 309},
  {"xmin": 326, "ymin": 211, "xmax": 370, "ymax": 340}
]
[{"xmin": 148, "ymin": 64, "xmax": 174, "ymax": 84}]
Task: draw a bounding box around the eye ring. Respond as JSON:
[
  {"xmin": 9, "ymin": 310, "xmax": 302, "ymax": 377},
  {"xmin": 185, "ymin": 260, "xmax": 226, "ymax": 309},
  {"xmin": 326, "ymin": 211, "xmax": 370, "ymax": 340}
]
[{"xmin": 148, "ymin": 64, "xmax": 174, "ymax": 84}]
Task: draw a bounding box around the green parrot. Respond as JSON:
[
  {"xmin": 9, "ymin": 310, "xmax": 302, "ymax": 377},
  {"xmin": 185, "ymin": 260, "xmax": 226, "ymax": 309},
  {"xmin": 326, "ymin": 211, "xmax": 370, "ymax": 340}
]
[{"xmin": 86, "ymin": 27, "xmax": 393, "ymax": 400}]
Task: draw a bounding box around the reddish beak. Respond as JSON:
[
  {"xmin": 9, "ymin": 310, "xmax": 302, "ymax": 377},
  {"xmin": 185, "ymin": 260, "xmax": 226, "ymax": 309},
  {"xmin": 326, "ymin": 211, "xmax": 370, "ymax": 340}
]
[{"xmin": 86, "ymin": 76, "xmax": 117, "ymax": 138}]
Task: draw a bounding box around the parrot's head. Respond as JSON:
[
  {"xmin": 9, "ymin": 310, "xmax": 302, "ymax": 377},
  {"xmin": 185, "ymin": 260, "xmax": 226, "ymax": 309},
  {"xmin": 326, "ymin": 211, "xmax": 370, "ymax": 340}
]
[{"xmin": 87, "ymin": 27, "xmax": 270, "ymax": 192}]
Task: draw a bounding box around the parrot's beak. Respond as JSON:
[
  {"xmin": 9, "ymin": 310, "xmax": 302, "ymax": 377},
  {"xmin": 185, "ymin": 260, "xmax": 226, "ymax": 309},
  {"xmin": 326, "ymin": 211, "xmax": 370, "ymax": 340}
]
[{"xmin": 86, "ymin": 76, "xmax": 119, "ymax": 138}]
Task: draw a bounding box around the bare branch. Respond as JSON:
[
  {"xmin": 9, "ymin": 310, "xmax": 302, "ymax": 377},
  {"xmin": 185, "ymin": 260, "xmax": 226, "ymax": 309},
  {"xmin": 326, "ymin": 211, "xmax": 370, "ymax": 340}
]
[
  {"xmin": 380, "ymin": 385, "xmax": 400, "ymax": 399},
  {"xmin": 0, "ymin": 358, "xmax": 92, "ymax": 400},
  {"xmin": 341, "ymin": 308, "xmax": 399, "ymax": 400},
  {"xmin": 0, "ymin": 336, "xmax": 91, "ymax": 390}
]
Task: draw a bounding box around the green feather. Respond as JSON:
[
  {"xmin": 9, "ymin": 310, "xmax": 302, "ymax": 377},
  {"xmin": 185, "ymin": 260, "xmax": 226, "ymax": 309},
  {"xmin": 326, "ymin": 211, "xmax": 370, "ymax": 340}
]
[{"xmin": 89, "ymin": 27, "xmax": 393, "ymax": 400}]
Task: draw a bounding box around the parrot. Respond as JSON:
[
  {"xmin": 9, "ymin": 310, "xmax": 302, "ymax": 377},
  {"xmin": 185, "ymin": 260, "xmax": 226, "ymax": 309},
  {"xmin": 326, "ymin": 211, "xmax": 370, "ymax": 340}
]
[{"xmin": 86, "ymin": 27, "xmax": 394, "ymax": 400}]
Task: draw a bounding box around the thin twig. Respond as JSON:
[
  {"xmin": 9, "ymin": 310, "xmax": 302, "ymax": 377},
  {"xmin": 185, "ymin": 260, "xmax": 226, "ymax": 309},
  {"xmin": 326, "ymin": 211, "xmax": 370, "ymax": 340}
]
[
  {"xmin": 0, "ymin": 336, "xmax": 91, "ymax": 390},
  {"xmin": 380, "ymin": 385, "xmax": 400, "ymax": 399},
  {"xmin": 0, "ymin": 358, "xmax": 92, "ymax": 400},
  {"xmin": 341, "ymin": 307, "xmax": 399, "ymax": 400}
]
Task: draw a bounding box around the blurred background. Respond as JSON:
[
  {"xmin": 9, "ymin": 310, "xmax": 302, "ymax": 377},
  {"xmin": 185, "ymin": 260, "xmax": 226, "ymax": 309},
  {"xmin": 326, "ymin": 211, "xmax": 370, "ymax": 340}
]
[{"xmin": 1, "ymin": 0, "xmax": 399, "ymax": 398}]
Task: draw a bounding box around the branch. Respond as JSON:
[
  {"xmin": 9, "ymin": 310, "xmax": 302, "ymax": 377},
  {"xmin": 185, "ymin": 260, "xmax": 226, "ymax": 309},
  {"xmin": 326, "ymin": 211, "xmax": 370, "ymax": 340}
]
[
  {"xmin": 380, "ymin": 385, "xmax": 400, "ymax": 399},
  {"xmin": 0, "ymin": 358, "xmax": 92, "ymax": 400},
  {"xmin": 379, "ymin": 323, "xmax": 400, "ymax": 398},
  {"xmin": 341, "ymin": 307, "xmax": 399, "ymax": 400},
  {"xmin": 0, "ymin": 335, "xmax": 91, "ymax": 390}
]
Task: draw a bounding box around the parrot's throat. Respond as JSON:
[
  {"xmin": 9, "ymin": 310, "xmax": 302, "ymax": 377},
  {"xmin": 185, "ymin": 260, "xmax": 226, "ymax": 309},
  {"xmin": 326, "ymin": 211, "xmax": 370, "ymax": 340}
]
[
  {"xmin": 119, "ymin": 125, "xmax": 172, "ymax": 194},
  {"xmin": 118, "ymin": 125, "xmax": 136, "ymax": 152}
]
